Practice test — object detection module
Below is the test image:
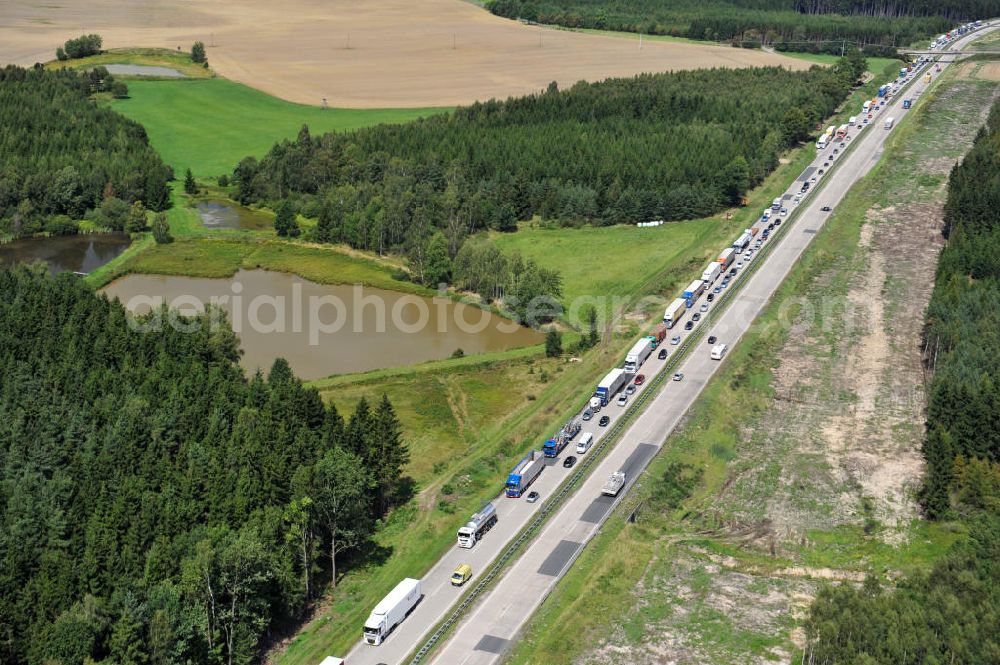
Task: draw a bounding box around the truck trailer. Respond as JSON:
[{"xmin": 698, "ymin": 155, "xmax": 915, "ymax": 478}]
[
  {"xmin": 663, "ymin": 297, "xmax": 687, "ymax": 329},
  {"xmin": 457, "ymin": 502, "xmax": 498, "ymax": 548},
  {"xmin": 363, "ymin": 578, "xmax": 422, "ymax": 646},
  {"xmin": 732, "ymin": 231, "xmax": 753, "ymax": 252},
  {"xmin": 683, "ymin": 279, "xmax": 705, "ymax": 308},
  {"xmin": 544, "ymin": 420, "xmax": 582, "ymax": 457},
  {"xmin": 624, "ymin": 337, "xmax": 654, "ymax": 372},
  {"xmin": 647, "ymin": 322, "xmax": 668, "ymax": 347},
  {"xmin": 717, "ymin": 247, "xmax": 736, "ymax": 270},
  {"xmin": 505, "ymin": 451, "xmax": 545, "ymax": 497},
  {"xmin": 594, "ymin": 367, "xmax": 629, "ymax": 406},
  {"xmin": 701, "ymin": 261, "xmax": 722, "ymax": 284}
]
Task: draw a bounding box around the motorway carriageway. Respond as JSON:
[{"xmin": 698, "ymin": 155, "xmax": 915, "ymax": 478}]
[{"xmin": 345, "ymin": 22, "xmax": 995, "ymax": 665}]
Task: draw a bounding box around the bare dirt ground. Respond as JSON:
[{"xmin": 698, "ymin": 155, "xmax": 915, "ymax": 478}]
[{"xmin": 0, "ymin": 0, "xmax": 810, "ymax": 107}]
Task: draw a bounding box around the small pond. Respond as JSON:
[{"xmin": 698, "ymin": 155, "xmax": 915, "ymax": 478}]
[
  {"xmin": 0, "ymin": 234, "xmax": 132, "ymax": 275},
  {"xmin": 104, "ymin": 64, "xmax": 186, "ymax": 78},
  {"xmin": 101, "ymin": 269, "xmax": 542, "ymax": 379},
  {"xmin": 196, "ymin": 201, "xmax": 273, "ymax": 231}
]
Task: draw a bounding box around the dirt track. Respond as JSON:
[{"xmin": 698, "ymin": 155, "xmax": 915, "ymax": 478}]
[{"xmin": 0, "ymin": 0, "xmax": 811, "ymax": 107}]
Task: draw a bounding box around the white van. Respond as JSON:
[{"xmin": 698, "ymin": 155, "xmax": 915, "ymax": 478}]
[
  {"xmin": 576, "ymin": 432, "xmax": 594, "ymax": 455},
  {"xmin": 884, "ymin": 117, "xmax": 895, "ymax": 130},
  {"xmin": 710, "ymin": 343, "xmax": 728, "ymax": 360}
]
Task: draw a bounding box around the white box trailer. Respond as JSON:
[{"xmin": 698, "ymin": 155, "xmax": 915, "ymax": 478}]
[
  {"xmin": 320, "ymin": 658, "xmax": 345, "ymax": 665},
  {"xmin": 364, "ymin": 578, "xmax": 422, "ymax": 646},
  {"xmin": 624, "ymin": 337, "xmax": 653, "ymax": 372},
  {"xmin": 701, "ymin": 261, "xmax": 721, "ymax": 284},
  {"xmin": 663, "ymin": 297, "xmax": 687, "ymax": 329}
]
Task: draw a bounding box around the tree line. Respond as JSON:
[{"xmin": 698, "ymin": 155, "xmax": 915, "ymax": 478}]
[
  {"xmin": 234, "ymin": 63, "xmax": 858, "ymax": 287},
  {"xmin": 0, "ymin": 265, "xmax": 410, "ymax": 664},
  {"xmin": 801, "ymin": 95, "xmax": 1000, "ymax": 664},
  {"xmin": 0, "ymin": 65, "xmax": 171, "ymax": 238},
  {"xmin": 485, "ymin": 0, "xmax": 995, "ymax": 48}
]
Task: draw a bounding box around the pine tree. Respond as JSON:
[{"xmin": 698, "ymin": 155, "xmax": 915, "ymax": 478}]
[
  {"xmin": 191, "ymin": 41, "xmax": 207, "ymax": 64},
  {"xmin": 184, "ymin": 168, "xmax": 198, "ymax": 196},
  {"xmin": 273, "ymin": 200, "xmax": 300, "ymax": 238}
]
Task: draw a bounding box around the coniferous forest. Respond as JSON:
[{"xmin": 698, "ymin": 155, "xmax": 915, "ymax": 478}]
[
  {"xmin": 0, "ymin": 65, "xmax": 171, "ymax": 238},
  {"xmin": 802, "ymin": 97, "xmax": 1000, "ymax": 664},
  {"xmin": 486, "ymin": 0, "xmax": 997, "ymax": 51},
  {"xmin": 0, "ymin": 266, "xmax": 410, "ymax": 664},
  {"xmin": 235, "ymin": 61, "xmax": 861, "ymax": 261}
]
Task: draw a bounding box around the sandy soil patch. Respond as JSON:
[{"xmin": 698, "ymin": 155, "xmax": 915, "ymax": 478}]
[{"xmin": 0, "ymin": 0, "xmax": 811, "ymax": 107}]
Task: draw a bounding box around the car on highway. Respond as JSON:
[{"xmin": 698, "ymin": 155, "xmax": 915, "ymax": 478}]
[
  {"xmin": 670, "ymin": 335, "xmax": 681, "ymax": 345},
  {"xmin": 692, "ymin": 312, "xmax": 701, "ymax": 322},
  {"xmin": 818, "ymin": 169, "xmax": 825, "ymax": 175},
  {"xmin": 673, "ymin": 372, "xmax": 684, "ymax": 381},
  {"xmin": 582, "ymin": 408, "xmax": 593, "ymax": 421},
  {"xmin": 616, "ymin": 393, "xmax": 628, "ymax": 406},
  {"xmin": 625, "ymin": 383, "xmax": 636, "ymax": 395},
  {"xmin": 634, "ymin": 374, "xmax": 646, "ymax": 386},
  {"xmin": 599, "ymin": 415, "xmax": 610, "ymax": 427},
  {"xmin": 780, "ymin": 207, "xmax": 788, "ymax": 216},
  {"xmin": 810, "ymin": 176, "xmax": 818, "ymax": 182},
  {"xmin": 700, "ymin": 303, "xmax": 709, "ymax": 312},
  {"xmin": 833, "ymin": 148, "xmax": 839, "ymax": 154},
  {"xmin": 721, "ymin": 277, "xmax": 731, "ymax": 287},
  {"xmin": 708, "ymin": 335, "xmax": 717, "ymax": 344},
  {"xmin": 707, "ymin": 293, "xmax": 715, "ymax": 302},
  {"xmin": 713, "ymin": 286, "xmax": 722, "ymax": 294},
  {"xmin": 735, "ymin": 261, "xmax": 743, "ymax": 269},
  {"xmin": 526, "ymin": 491, "xmax": 540, "ymax": 503},
  {"xmin": 451, "ymin": 564, "xmax": 473, "ymax": 586},
  {"xmin": 658, "ymin": 348, "xmax": 668, "ymax": 360},
  {"xmin": 562, "ymin": 456, "xmax": 577, "ymax": 469},
  {"xmin": 684, "ymin": 320, "xmax": 694, "ymax": 331},
  {"xmin": 728, "ymin": 268, "xmax": 738, "ymax": 276},
  {"xmin": 774, "ymin": 218, "xmax": 782, "ymax": 226},
  {"xmin": 821, "ymin": 206, "xmax": 832, "ymax": 211},
  {"xmin": 823, "ymin": 162, "xmax": 829, "ymax": 167}
]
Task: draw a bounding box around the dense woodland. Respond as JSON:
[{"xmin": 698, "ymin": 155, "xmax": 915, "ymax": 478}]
[
  {"xmin": 486, "ymin": 0, "xmax": 996, "ymax": 49},
  {"xmin": 0, "ymin": 266, "xmax": 410, "ymax": 664},
  {"xmin": 803, "ymin": 98, "xmax": 1000, "ymax": 663},
  {"xmin": 0, "ymin": 65, "xmax": 171, "ymax": 238},
  {"xmin": 236, "ymin": 60, "xmax": 861, "ymax": 293}
]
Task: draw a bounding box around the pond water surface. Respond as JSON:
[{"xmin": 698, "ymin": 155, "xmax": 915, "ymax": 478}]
[
  {"xmin": 196, "ymin": 201, "xmax": 272, "ymax": 230},
  {"xmin": 0, "ymin": 234, "xmax": 132, "ymax": 275},
  {"xmin": 101, "ymin": 269, "xmax": 542, "ymax": 379},
  {"xmin": 104, "ymin": 64, "xmax": 186, "ymax": 78}
]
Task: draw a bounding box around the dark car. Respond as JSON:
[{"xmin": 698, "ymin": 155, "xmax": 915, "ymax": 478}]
[
  {"xmin": 634, "ymin": 374, "xmax": 646, "ymax": 386},
  {"xmin": 821, "ymin": 206, "xmax": 832, "ymax": 211},
  {"xmin": 833, "ymin": 148, "xmax": 839, "ymax": 154},
  {"xmin": 823, "ymin": 162, "xmax": 829, "ymax": 167},
  {"xmin": 818, "ymin": 169, "xmax": 825, "ymax": 175},
  {"xmin": 706, "ymin": 293, "xmax": 715, "ymax": 302},
  {"xmin": 562, "ymin": 456, "xmax": 577, "ymax": 469},
  {"xmin": 767, "ymin": 223, "xmax": 775, "ymax": 230},
  {"xmin": 774, "ymin": 218, "xmax": 782, "ymax": 226},
  {"xmin": 728, "ymin": 268, "xmax": 738, "ymax": 276},
  {"xmin": 692, "ymin": 312, "xmax": 701, "ymax": 322},
  {"xmin": 658, "ymin": 348, "xmax": 668, "ymax": 360},
  {"xmin": 599, "ymin": 415, "xmax": 611, "ymax": 427},
  {"xmin": 708, "ymin": 335, "xmax": 717, "ymax": 344},
  {"xmin": 684, "ymin": 320, "xmax": 694, "ymax": 331},
  {"xmin": 582, "ymin": 409, "xmax": 593, "ymax": 421}
]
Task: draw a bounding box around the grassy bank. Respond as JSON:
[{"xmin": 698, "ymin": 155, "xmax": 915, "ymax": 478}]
[
  {"xmin": 505, "ymin": 57, "xmax": 995, "ymax": 665},
  {"xmin": 46, "ymin": 47, "xmax": 215, "ymax": 78},
  {"xmin": 92, "ymin": 236, "xmax": 431, "ymax": 295},
  {"xmin": 108, "ymin": 78, "xmax": 448, "ymax": 176}
]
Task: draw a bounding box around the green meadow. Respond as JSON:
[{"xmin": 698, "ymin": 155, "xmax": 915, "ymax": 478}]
[{"xmin": 109, "ymin": 78, "xmax": 448, "ymax": 176}]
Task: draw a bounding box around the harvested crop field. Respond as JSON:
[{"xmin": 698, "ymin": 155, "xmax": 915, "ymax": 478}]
[{"xmin": 0, "ymin": 0, "xmax": 811, "ymax": 107}]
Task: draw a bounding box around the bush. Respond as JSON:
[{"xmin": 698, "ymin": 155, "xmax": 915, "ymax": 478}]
[{"xmin": 61, "ymin": 34, "xmax": 102, "ymax": 60}]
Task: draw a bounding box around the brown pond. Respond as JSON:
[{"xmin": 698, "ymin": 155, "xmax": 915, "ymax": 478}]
[
  {"xmin": 0, "ymin": 234, "xmax": 131, "ymax": 275},
  {"xmin": 101, "ymin": 269, "xmax": 542, "ymax": 379},
  {"xmin": 195, "ymin": 201, "xmax": 272, "ymax": 230}
]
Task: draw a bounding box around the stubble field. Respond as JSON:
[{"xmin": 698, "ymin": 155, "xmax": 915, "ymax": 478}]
[{"xmin": 0, "ymin": 0, "xmax": 811, "ymax": 107}]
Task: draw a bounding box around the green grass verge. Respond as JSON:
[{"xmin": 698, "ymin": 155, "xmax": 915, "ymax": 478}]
[
  {"xmin": 92, "ymin": 237, "xmax": 432, "ymax": 295},
  {"xmin": 504, "ymin": 57, "xmax": 986, "ymax": 665},
  {"xmin": 777, "ymin": 51, "xmax": 900, "ymax": 75},
  {"xmin": 46, "ymin": 47, "xmax": 215, "ymax": 78},
  {"xmin": 108, "ymin": 78, "xmax": 449, "ymax": 176}
]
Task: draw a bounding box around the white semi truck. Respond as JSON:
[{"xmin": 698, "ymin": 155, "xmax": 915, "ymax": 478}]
[
  {"xmin": 457, "ymin": 502, "xmax": 498, "ymax": 548},
  {"xmin": 363, "ymin": 578, "xmax": 422, "ymax": 646},
  {"xmin": 663, "ymin": 297, "xmax": 687, "ymax": 329},
  {"xmin": 623, "ymin": 337, "xmax": 653, "ymax": 372}
]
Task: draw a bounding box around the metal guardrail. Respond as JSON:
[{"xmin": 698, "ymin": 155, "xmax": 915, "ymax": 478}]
[{"xmin": 405, "ymin": 42, "xmax": 953, "ymax": 665}]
